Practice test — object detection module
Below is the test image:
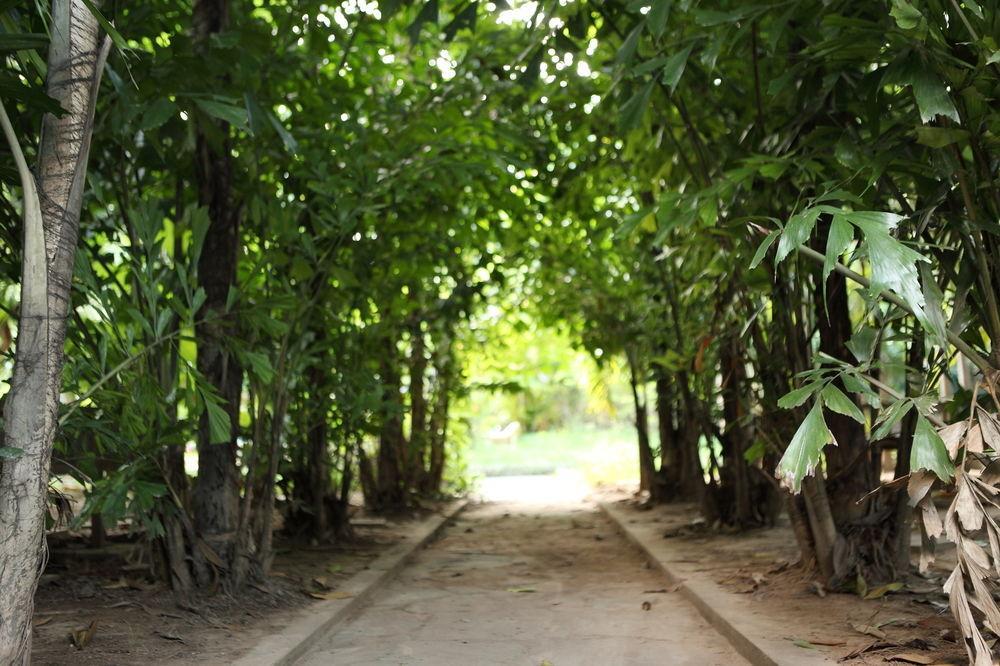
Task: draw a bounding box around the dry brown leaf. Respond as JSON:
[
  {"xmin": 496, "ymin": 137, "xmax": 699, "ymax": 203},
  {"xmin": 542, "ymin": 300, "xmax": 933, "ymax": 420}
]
[
  {"xmin": 308, "ymin": 590, "xmax": 353, "ymax": 600},
  {"xmin": 851, "ymin": 622, "xmax": 888, "ymax": 640},
  {"xmin": 70, "ymin": 620, "xmax": 97, "ymax": 649},
  {"xmin": 33, "ymin": 616, "xmax": 52, "ymax": 627},
  {"xmin": 955, "ymin": 477, "xmax": 984, "ymax": 532},
  {"xmin": 919, "ymin": 498, "xmax": 943, "ymax": 540},
  {"xmin": 966, "ymin": 423, "xmax": 984, "ymax": 454},
  {"xmin": 312, "ymin": 576, "xmax": 331, "ymax": 590},
  {"xmin": 977, "ymin": 408, "xmax": 1000, "ymax": 450},
  {"xmin": 884, "ymin": 653, "xmax": 934, "ymax": 664},
  {"xmin": 908, "ymin": 471, "xmax": 935, "ymax": 507},
  {"xmin": 154, "ymin": 630, "xmax": 185, "ymax": 643},
  {"xmin": 938, "ymin": 422, "xmax": 968, "ymax": 457}
]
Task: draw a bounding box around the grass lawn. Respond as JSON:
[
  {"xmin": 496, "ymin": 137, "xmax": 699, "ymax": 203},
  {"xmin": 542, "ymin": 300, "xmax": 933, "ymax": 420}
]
[{"xmin": 466, "ymin": 424, "xmax": 638, "ymax": 486}]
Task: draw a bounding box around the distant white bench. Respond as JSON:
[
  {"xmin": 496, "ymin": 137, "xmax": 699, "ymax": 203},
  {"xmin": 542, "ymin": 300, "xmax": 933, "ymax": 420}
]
[{"xmin": 485, "ymin": 421, "xmax": 521, "ymax": 446}]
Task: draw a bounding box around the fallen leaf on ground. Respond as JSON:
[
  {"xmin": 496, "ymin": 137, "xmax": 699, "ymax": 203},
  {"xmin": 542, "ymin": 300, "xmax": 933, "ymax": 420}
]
[
  {"xmin": 312, "ymin": 576, "xmax": 330, "ymax": 589},
  {"xmin": 851, "ymin": 622, "xmax": 888, "ymax": 640},
  {"xmin": 841, "ymin": 640, "xmax": 900, "ymax": 661},
  {"xmin": 865, "ymin": 582, "xmax": 904, "ymax": 600},
  {"xmin": 807, "ymin": 638, "xmax": 846, "ymax": 646},
  {"xmin": 308, "ymin": 590, "xmax": 353, "ymax": 600},
  {"xmin": 507, "ymin": 587, "xmax": 536, "ymax": 593},
  {"xmin": 154, "ymin": 631, "xmax": 185, "ymax": 643},
  {"xmin": 884, "ymin": 654, "xmax": 934, "ymax": 665},
  {"xmin": 70, "ymin": 621, "xmax": 97, "ymax": 649},
  {"xmin": 791, "ymin": 638, "xmax": 817, "ymax": 649},
  {"xmin": 33, "ymin": 617, "xmax": 52, "ymax": 627}
]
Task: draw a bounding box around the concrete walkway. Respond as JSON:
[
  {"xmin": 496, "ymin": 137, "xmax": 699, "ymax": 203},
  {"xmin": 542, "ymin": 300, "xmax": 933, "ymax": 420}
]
[{"xmin": 298, "ymin": 476, "xmax": 746, "ymax": 665}]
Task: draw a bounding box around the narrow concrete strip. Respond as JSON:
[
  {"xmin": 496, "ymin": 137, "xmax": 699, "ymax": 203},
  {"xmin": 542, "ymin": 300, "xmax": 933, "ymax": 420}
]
[
  {"xmin": 235, "ymin": 500, "xmax": 469, "ymax": 666},
  {"xmin": 599, "ymin": 501, "xmax": 833, "ymax": 666}
]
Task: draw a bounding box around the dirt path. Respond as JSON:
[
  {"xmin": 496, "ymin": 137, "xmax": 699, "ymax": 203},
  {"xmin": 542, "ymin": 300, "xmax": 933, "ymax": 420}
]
[{"xmin": 299, "ymin": 483, "xmax": 746, "ymax": 665}]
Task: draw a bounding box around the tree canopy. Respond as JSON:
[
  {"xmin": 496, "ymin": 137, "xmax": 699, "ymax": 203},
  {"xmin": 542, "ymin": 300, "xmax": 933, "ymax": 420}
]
[{"xmin": 2, "ymin": 0, "xmax": 1000, "ymax": 662}]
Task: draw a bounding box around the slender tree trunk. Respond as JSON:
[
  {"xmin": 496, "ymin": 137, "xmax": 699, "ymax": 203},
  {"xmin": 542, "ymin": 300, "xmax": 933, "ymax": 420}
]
[
  {"xmin": 654, "ymin": 370, "xmax": 682, "ymax": 498},
  {"xmin": 191, "ymin": 0, "xmax": 243, "ymax": 577},
  {"xmin": 423, "ymin": 335, "xmax": 453, "ymax": 494},
  {"xmin": 256, "ymin": 388, "xmax": 288, "ymax": 573},
  {"xmin": 407, "ymin": 320, "xmax": 428, "ymax": 492},
  {"xmin": 626, "ymin": 348, "xmax": 656, "ymax": 495},
  {"xmin": 719, "ymin": 337, "xmax": 755, "ymax": 526},
  {"xmin": 0, "ymin": 3, "xmax": 108, "ymax": 661},
  {"xmin": 375, "ymin": 336, "xmax": 406, "ymax": 510},
  {"xmin": 307, "ymin": 395, "xmax": 330, "ymax": 539}
]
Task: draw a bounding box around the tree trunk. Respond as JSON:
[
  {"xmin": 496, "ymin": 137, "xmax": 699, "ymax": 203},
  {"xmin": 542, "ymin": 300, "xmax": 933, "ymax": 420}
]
[
  {"xmin": 654, "ymin": 370, "xmax": 682, "ymax": 498},
  {"xmin": 718, "ymin": 336, "xmax": 756, "ymax": 526},
  {"xmin": 407, "ymin": 320, "xmax": 428, "ymax": 492},
  {"xmin": 815, "ymin": 266, "xmax": 872, "ymax": 525},
  {"xmin": 375, "ymin": 336, "xmax": 406, "ymax": 510},
  {"xmin": 423, "ymin": 335, "xmax": 453, "ymax": 494},
  {"xmin": 191, "ymin": 0, "xmax": 243, "ymax": 578},
  {"xmin": 0, "ymin": 3, "xmax": 108, "ymax": 661},
  {"xmin": 626, "ymin": 348, "xmax": 656, "ymax": 495},
  {"xmin": 307, "ymin": 402, "xmax": 330, "ymax": 539}
]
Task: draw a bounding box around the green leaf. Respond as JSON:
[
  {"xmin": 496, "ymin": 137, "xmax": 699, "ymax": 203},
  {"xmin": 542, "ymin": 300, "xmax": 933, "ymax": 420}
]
[
  {"xmin": 140, "ymin": 99, "xmax": 177, "ymax": 131},
  {"xmin": 617, "ymin": 205, "xmax": 654, "ymax": 237},
  {"xmin": 911, "ymin": 415, "xmax": 955, "ymax": 482},
  {"xmin": 822, "ymin": 384, "xmax": 865, "ymax": 424},
  {"xmin": 776, "ymin": 402, "xmax": 834, "ymax": 493},
  {"xmin": 661, "ymin": 45, "xmax": 693, "ymax": 93},
  {"xmin": 194, "ymin": 98, "xmax": 249, "ymax": 129},
  {"xmin": 914, "ymin": 126, "xmax": 968, "ymax": 148},
  {"xmin": 407, "ymin": 0, "xmax": 440, "ymax": 43},
  {"xmin": 81, "ymin": 0, "xmax": 130, "ymax": 52},
  {"xmin": 646, "ymin": 0, "xmax": 672, "ymax": 38},
  {"xmin": 618, "ymin": 80, "xmax": 654, "ymax": 131},
  {"xmin": 0, "ymin": 446, "xmax": 24, "ymax": 459},
  {"xmin": 918, "ymin": 263, "xmax": 948, "ymax": 347},
  {"xmin": 823, "ymin": 215, "xmax": 854, "ymax": 283},
  {"xmin": 616, "ymin": 23, "xmax": 643, "ymax": 65},
  {"xmin": 873, "ymin": 399, "xmax": 914, "ymax": 440},
  {"xmin": 847, "ymin": 212, "xmax": 928, "ymax": 318},
  {"xmin": 846, "ymin": 326, "xmax": 877, "ymax": 363},
  {"xmin": 910, "ymin": 69, "xmax": 959, "ymax": 124},
  {"xmin": 778, "ymin": 381, "xmax": 822, "ymax": 409},
  {"xmin": 0, "ymin": 33, "xmax": 48, "ymax": 51},
  {"xmin": 776, "ymin": 208, "xmax": 820, "ymax": 263},
  {"xmin": 749, "ymin": 229, "xmax": 779, "ymax": 269},
  {"xmin": 242, "ymin": 350, "xmax": 275, "ymax": 383},
  {"xmin": 202, "ymin": 391, "xmax": 231, "ymax": 445},
  {"xmin": 444, "ymin": 1, "xmax": 478, "ymax": 41},
  {"xmin": 889, "ymin": 0, "xmax": 923, "ymax": 30},
  {"xmin": 268, "ymin": 112, "xmax": 299, "ymax": 154},
  {"xmin": 744, "ymin": 439, "xmax": 766, "ymax": 463}
]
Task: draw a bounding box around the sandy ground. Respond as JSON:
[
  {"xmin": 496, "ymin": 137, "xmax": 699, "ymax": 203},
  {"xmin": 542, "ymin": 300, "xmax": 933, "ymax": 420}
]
[{"xmin": 299, "ymin": 474, "xmax": 747, "ymax": 666}]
